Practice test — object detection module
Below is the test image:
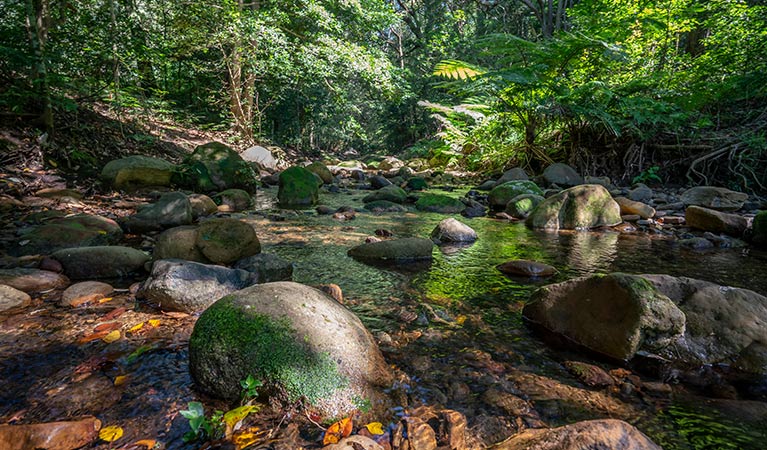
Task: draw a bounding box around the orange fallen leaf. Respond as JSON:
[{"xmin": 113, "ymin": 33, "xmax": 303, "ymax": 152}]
[
  {"xmin": 103, "ymin": 307, "xmax": 127, "ymax": 320},
  {"xmin": 114, "ymin": 375, "xmax": 128, "ymax": 386},
  {"xmin": 233, "ymin": 428, "xmax": 266, "ymax": 450},
  {"xmin": 98, "ymin": 297, "xmax": 114, "ymax": 304},
  {"xmin": 147, "ymin": 319, "xmax": 161, "ymax": 328},
  {"xmin": 99, "ymin": 425, "xmax": 123, "ymax": 442},
  {"xmin": 78, "ymin": 330, "xmax": 110, "ymax": 344},
  {"xmin": 128, "ymin": 322, "xmax": 144, "ymax": 333},
  {"xmin": 102, "ymin": 330, "xmax": 121, "ymax": 343},
  {"xmin": 131, "ymin": 439, "xmax": 157, "ymax": 449},
  {"xmin": 70, "ymin": 293, "xmax": 105, "ymax": 308},
  {"xmin": 94, "ymin": 322, "xmax": 121, "ymax": 333},
  {"xmin": 323, "ymin": 416, "xmax": 353, "ymax": 445}
]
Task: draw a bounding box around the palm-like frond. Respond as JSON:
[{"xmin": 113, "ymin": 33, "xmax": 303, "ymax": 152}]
[{"xmin": 433, "ymin": 60, "xmax": 486, "ymax": 80}]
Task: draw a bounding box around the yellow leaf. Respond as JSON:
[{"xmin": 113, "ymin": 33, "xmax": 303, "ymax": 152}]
[
  {"xmin": 98, "ymin": 297, "xmax": 113, "ymax": 303},
  {"xmin": 129, "ymin": 322, "xmax": 144, "ymax": 333},
  {"xmin": 114, "ymin": 375, "xmax": 128, "ymax": 386},
  {"xmin": 102, "ymin": 330, "xmax": 121, "ymax": 343},
  {"xmin": 224, "ymin": 404, "xmax": 260, "ymax": 430},
  {"xmin": 49, "ymin": 160, "xmax": 58, "ymax": 167},
  {"xmin": 99, "ymin": 425, "xmax": 124, "ymax": 442},
  {"xmin": 455, "ymin": 315, "xmax": 467, "ymax": 325},
  {"xmin": 148, "ymin": 319, "xmax": 161, "ymax": 328},
  {"xmin": 233, "ymin": 428, "xmax": 266, "ymax": 450},
  {"xmin": 365, "ymin": 422, "xmax": 384, "ymax": 435}
]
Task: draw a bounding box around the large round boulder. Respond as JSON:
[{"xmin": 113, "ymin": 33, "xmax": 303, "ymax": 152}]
[
  {"xmin": 188, "ymin": 194, "xmax": 218, "ymax": 219},
  {"xmin": 213, "ymin": 189, "xmax": 253, "ymax": 212},
  {"xmin": 175, "ymin": 142, "xmax": 258, "ymax": 193},
  {"xmin": 52, "ymin": 246, "xmax": 150, "ymax": 279},
  {"xmin": 189, "ymin": 282, "xmax": 393, "ymax": 419},
  {"xmin": 525, "ymin": 184, "xmax": 621, "ymax": 230},
  {"xmin": 120, "ymin": 192, "xmax": 193, "ymax": 234},
  {"xmin": 305, "ymin": 162, "xmax": 334, "ymax": 185},
  {"xmin": 488, "ymin": 181, "xmax": 543, "ymax": 210},
  {"xmin": 431, "ymin": 218, "xmax": 477, "ymax": 243},
  {"xmin": 138, "ymin": 259, "xmax": 257, "ymax": 312},
  {"xmin": 101, "ymin": 155, "xmax": 174, "ymax": 190},
  {"xmin": 363, "ymin": 185, "xmax": 407, "ymax": 204},
  {"xmin": 495, "ymin": 167, "xmax": 529, "ymax": 186},
  {"xmin": 153, "ymin": 226, "xmax": 209, "ymax": 262},
  {"xmin": 523, "ymin": 273, "xmax": 686, "ymax": 361},
  {"xmin": 278, "ymin": 166, "xmax": 320, "ymax": 207},
  {"xmin": 195, "ymin": 219, "xmax": 260, "ymax": 264},
  {"xmin": 542, "ymin": 163, "xmax": 583, "ymax": 187},
  {"xmin": 348, "ymin": 238, "xmax": 434, "ymax": 262},
  {"xmin": 0, "ymin": 285, "xmax": 32, "ymax": 312},
  {"xmin": 415, "ymin": 194, "xmax": 465, "ymax": 214},
  {"xmin": 11, "ymin": 214, "xmax": 123, "ymax": 256}
]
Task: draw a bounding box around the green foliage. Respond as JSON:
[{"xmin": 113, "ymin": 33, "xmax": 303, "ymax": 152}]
[
  {"xmin": 180, "ymin": 402, "xmax": 222, "ymax": 443},
  {"xmin": 632, "ymin": 166, "xmax": 662, "ymax": 185},
  {"xmin": 240, "ymin": 374, "xmax": 262, "ymax": 404}
]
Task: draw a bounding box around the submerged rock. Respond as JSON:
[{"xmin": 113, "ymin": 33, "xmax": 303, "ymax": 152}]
[
  {"xmin": 493, "ymin": 419, "xmax": 661, "ymax": 450},
  {"xmin": 189, "ymin": 282, "xmax": 392, "ymax": 419},
  {"xmin": 363, "ymin": 185, "xmax": 407, "ymax": 204},
  {"xmin": 138, "ymin": 259, "xmax": 257, "ymax": 312},
  {"xmin": 61, "ymin": 281, "xmax": 113, "ymax": 307},
  {"xmin": 364, "ymin": 200, "xmax": 408, "ymax": 213},
  {"xmin": 52, "ymin": 246, "xmax": 150, "ymax": 279},
  {"xmin": 233, "ymin": 253, "xmax": 294, "ymax": 283},
  {"xmin": 0, "ymin": 416, "xmax": 102, "ymax": 450},
  {"xmin": 431, "ymin": 218, "xmax": 477, "ymax": 243},
  {"xmin": 415, "ymin": 194, "xmax": 466, "ymax": 214},
  {"xmin": 497, "ymin": 260, "xmax": 557, "ymax": 278},
  {"xmin": 348, "ymin": 238, "xmax": 434, "ymax": 262},
  {"xmin": 526, "ymin": 184, "xmax": 622, "ymax": 230},
  {"xmin": 523, "ymin": 273, "xmax": 685, "ymax": 360}
]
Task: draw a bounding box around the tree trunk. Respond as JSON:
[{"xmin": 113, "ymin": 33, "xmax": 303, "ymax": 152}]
[{"xmin": 24, "ymin": 0, "xmax": 53, "ymax": 135}]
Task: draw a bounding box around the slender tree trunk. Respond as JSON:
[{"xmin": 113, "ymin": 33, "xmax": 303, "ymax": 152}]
[{"xmin": 25, "ymin": 0, "xmax": 53, "ymax": 136}]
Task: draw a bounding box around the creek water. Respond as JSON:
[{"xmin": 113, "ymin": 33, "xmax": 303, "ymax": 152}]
[{"xmin": 1, "ymin": 185, "xmax": 766, "ymax": 449}]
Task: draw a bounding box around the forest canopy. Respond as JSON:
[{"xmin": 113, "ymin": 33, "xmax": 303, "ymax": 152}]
[{"xmin": 1, "ymin": 0, "xmax": 766, "ymax": 191}]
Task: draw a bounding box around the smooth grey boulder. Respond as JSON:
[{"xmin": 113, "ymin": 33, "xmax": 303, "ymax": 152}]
[
  {"xmin": 241, "ymin": 145, "xmax": 277, "ymax": 170},
  {"xmin": 188, "ymin": 194, "xmax": 218, "ymax": 219},
  {"xmin": 233, "ymin": 253, "xmax": 294, "ymax": 283},
  {"xmin": 542, "ymin": 163, "xmax": 583, "ymax": 187},
  {"xmin": 348, "ymin": 238, "xmax": 434, "ymax": 262},
  {"xmin": 52, "ymin": 246, "xmax": 150, "ymax": 279},
  {"xmin": 431, "ymin": 218, "xmax": 478, "ymax": 243},
  {"xmin": 153, "ymin": 226, "xmax": 209, "ymax": 262},
  {"xmin": 0, "ymin": 268, "xmax": 69, "ymax": 293},
  {"xmin": 195, "ymin": 218, "xmax": 261, "ymax": 264},
  {"xmin": 495, "ymin": 167, "xmax": 529, "ymax": 186},
  {"xmin": 120, "ymin": 192, "xmax": 193, "ymax": 234},
  {"xmin": 523, "ymin": 273, "xmax": 686, "ymax": 361},
  {"xmin": 138, "ymin": 259, "xmax": 257, "ymax": 312},
  {"xmin": 681, "ymin": 186, "xmax": 748, "ymax": 211},
  {"xmin": 0, "ymin": 285, "xmax": 31, "ymax": 312},
  {"xmin": 525, "ymin": 185, "xmax": 621, "ymax": 230},
  {"xmin": 188, "ymin": 282, "xmax": 393, "ymax": 420}
]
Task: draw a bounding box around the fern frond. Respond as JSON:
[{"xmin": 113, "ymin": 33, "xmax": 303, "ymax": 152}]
[{"xmin": 433, "ymin": 60, "xmax": 486, "ymax": 80}]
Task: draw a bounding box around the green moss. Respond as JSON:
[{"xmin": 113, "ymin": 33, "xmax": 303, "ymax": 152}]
[
  {"xmin": 278, "ymin": 166, "xmax": 320, "ymax": 207},
  {"xmin": 488, "ymin": 180, "xmax": 543, "ymax": 209},
  {"xmin": 415, "ymin": 194, "xmax": 465, "ymax": 213},
  {"xmin": 190, "ymin": 296, "xmax": 346, "ymax": 404}
]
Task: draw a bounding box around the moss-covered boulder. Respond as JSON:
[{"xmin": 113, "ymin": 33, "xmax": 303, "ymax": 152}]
[
  {"xmin": 189, "ymin": 282, "xmax": 393, "ymax": 419},
  {"xmin": 305, "ymin": 162, "xmax": 334, "ymax": 185},
  {"xmin": 195, "ymin": 218, "xmax": 260, "ymax": 264},
  {"xmin": 175, "ymin": 142, "xmax": 258, "ymax": 193},
  {"xmin": 488, "ymin": 181, "xmax": 543, "ymax": 210},
  {"xmin": 348, "ymin": 237, "xmax": 433, "ymax": 262},
  {"xmin": 505, "ymin": 194, "xmax": 544, "ymax": 219},
  {"xmin": 752, "ymin": 211, "xmax": 767, "ymax": 247},
  {"xmin": 101, "ymin": 155, "xmax": 174, "ymax": 190},
  {"xmin": 525, "ymin": 184, "xmax": 621, "ymax": 230},
  {"xmin": 188, "ymin": 194, "xmax": 218, "ymax": 219},
  {"xmin": 363, "ymin": 185, "xmax": 407, "ymax": 204},
  {"xmin": 364, "ymin": 200, "xmax": 408, "ymax": 213},
  {"xmin": 278, "ymin": 166, "xmax": 320, "ymax": 207},
  {"xmin": 153, "ymin": 226, "xmax": 209, "ymax": 263},
  {"xmin": 415, "ymin": 194, "xmax": 466, "ymax": 214},
  {"xmin": 52, "ymin": 246, "xmax": 150, "ymax": 279},
  {"xmin": 11, "ymin": 214, "xmax": 123, "ymax": 256},
  {"xmin": 213, "ymin": 189, "xmax": 253, "ymax": 212},
  {"xmin": 405, "ymin": 177, "xmax": 428, "ymax": 191},
  {"xmin": 523, "ymin": 273, "xmax": 686, "ymax": 361}
]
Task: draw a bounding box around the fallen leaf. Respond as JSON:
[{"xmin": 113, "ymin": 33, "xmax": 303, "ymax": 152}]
[
  {"xmin": 162, "ymin": 311, "xmax": 189, "ymax": 319},
  {"xmin": 103, "ymin": 307, "xmax": 127, "ymax": 320},
  {"xmin": 233, "ymin": 428, "xmax": 267, "ymax": 450},
  {"xmin": 99, "ymin": 425, "xmax": 124, "ymax": 442},
  {"xmin": 365, "ymin": 422, "xmax": 384, "ymax": 435},
  {"xmin": 78, "ymin": 330, "xmax": 110, "ymax": 344},
  {"xmin": 70, "ymin": 293, "xmax": 105, "ymax": 308},
  {"xmin": 125, "ymin": 344, "xmax": 154, "ymax": 364},
  {"xmin": 98, "ymin": 297, "xmax": 114, "ymax": 304},
  {"xmin": 114, "ymin": 375, "xmax": 128, "ymax": 386},
  {"xmin": 147, "ymin": 319, "xmax": 161, "ymax": 327},
  {"xmin": 102, "ymin": 330, "xmax": 121, "ymax": 343},
  {"xmin": 128, "ymin": 322, "xmax": 144, "ymax": 333},
  {"xmin": 94, "ymin": 322, "xmax": 121, "ymax": 333},
  {"xmin": 455, "ymin": 315, "xmax": 467, "ymax": 325},
  {"xmin": 224, "ymin": 405, "xmax": 261, "ymax": 430},
  {"xmin": 323, "ymin": 416, "xmax": 353, "ymax": 445},
  {"xmin": 130, "ymin": 439, "xmax": 157, "ymax": 449}
]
